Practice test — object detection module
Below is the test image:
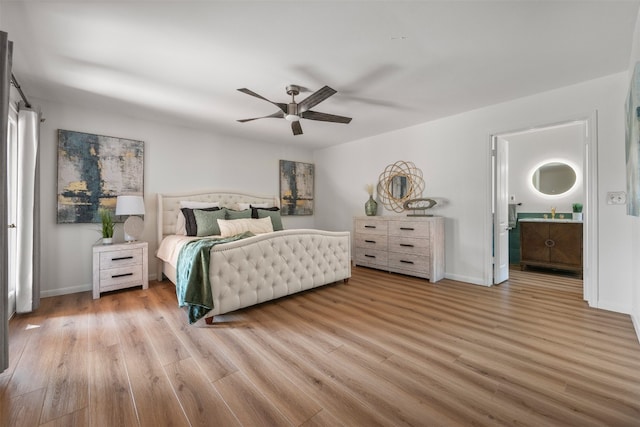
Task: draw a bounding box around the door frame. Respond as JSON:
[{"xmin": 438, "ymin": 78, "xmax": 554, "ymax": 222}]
[{"xmin": 489, "ymin": 112, "xmax": 598, "ymax": 306}]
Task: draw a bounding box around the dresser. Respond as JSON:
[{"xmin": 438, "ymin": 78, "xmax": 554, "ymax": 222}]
[
  {"xmin": 519, "ymin": 219, "xmax": 582, "ymax": 278},
  {"xmin": 354, "ymin": 216, "xmax": 445, "ymax": 282},
  {"xmin": 93, "ymin": 241, "xmax": 149, "ymax": 299}
]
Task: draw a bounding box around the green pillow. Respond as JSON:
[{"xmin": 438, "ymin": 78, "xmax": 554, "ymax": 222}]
[
  {"xmin": 257, "ymin": 209, "xmax": 284, "ymax": 231},
  {"xmin": 226, "ymin": 209, "xmax": 252, "ymax": 220},
  {"xmin": 194, "ymin": 208, "xmax": 227, "ymax": 236}
]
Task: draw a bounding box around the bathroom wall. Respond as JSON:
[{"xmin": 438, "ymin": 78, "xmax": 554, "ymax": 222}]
[{"xmin": 504, "ymin": 122, "xmax": 585, "ymax": 263}]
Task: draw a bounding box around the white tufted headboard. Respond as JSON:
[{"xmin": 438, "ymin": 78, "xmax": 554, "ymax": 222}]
[{"xmin": 156, "ymin": 189, "xmax": 279, "ymax": 242}]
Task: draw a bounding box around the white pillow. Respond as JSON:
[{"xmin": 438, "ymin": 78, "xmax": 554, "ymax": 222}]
[
  {"xmin": 175, "ymin": 201, "xmax": 220, "ymax": 235},
  {"xmin": 217, "ymin": 217, "xmax": 273, "ymax": 238},
  {"xmin": 237, "ymin": 202, "xmax": 269, "ymax": 210}
]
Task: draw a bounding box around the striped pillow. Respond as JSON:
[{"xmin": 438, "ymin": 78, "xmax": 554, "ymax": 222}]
[{"xmin": 217, "ymin": 217, "xmax": 274, "ymax": 238}]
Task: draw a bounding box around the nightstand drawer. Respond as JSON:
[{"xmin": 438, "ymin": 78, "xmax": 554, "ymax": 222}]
[
  {"xmin": 100, "ymin": 248, "xmax": 143, "ymax": 269},
  {"xmin": 100, "ymin": 265, "xmax": 143, "ymax": 288}
]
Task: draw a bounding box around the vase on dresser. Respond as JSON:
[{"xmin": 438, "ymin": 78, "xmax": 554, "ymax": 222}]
[{"xmin": 365, "ymin": 195, "xmax": 378, "ymax": 216}]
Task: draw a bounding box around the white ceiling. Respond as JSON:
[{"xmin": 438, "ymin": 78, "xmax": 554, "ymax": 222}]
[{"xmin": 3, "ymin": 1, "xmax": 639, "ymax": 148}]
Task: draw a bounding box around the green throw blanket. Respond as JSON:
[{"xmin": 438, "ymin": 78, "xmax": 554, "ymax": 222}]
[{"xmin": 176, "ymin": 232, "xmax": 254, "ymax": 323}]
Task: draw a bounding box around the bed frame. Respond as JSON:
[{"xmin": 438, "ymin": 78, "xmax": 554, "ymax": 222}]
[{"xmin": 156, "ymin": 189, "xmax": 351, "ymax": 320}]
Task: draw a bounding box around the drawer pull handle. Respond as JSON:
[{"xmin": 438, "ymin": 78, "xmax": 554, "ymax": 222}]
[
  {"xmin": 112, "ymin": 273, "xmax": 134, "ymax": 278},
  {"xmin": 365, "ymin": 254, "xmax": 376, "ymax": 258},
  {"xmin": 364, "ymin": 225, "xmax": 376, "ymax": 229},
  {"xmin": 112, "ymin": 256, "xmax": 134, "ymax": 261},
  {"xmin": 400, "ymin": 227, "xmax": 415, "ymax": 231},
  {"xmin": 365, "ymin": 240, "xmax": 376, "ymax": 243},
  {"xmin": 400, "ymin": 243, "xmax": 414, "ymax": 247},
  {"xmin": 545, "ymin": 239, "xmax": 555, "ymax": 248},
  {"xmin": 400, "ymin": 260, "xmax": 414, "ymax": 264}
]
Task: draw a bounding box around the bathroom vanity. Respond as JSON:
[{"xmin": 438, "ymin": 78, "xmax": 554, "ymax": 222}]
[{"xmin": 519, "ymin": 218, "xmax": 583, "ymax": 278}]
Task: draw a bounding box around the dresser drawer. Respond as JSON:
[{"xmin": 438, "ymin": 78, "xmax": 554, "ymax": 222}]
[
  {"xmin": 355, "ymin": 247, "xmax": 388, "ymax": 266},
  {"xmin": 100, "ymin": 248, "xmax": 143, "ymax": 269},
  {"xmin": 388, "ymin": 252, "xmax": 430, "ymax": 274},
  {"xmin": 388, "ymin": 220, "xmax": 430, "ymax": 237},
  {"xmin": 354, "ymin": 218, "xmax": 388, "ymax": 236},
  {"xmin": 99, "ymin": 265, "xmax": 143, "ymax": 289},
  {"xmin": 388, "ymin": 236, "xmax": 430, "ymax": 255},
  {"xmin": 355, "ymin": 234, "xmax": 388, "ymax": 249}
]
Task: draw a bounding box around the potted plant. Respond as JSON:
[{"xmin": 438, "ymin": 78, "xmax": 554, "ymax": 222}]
[
  {"xmin": 100, "ymin": 209, "xmax": 114, "ymax": 244},
  {"xmin": 572, "ymin": 203, "xmax": 583, "ymax": 221}
]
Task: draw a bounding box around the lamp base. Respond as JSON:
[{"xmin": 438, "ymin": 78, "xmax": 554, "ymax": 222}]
[{"xmin": 123, "ymin": 216, "xmax": 144, "ymax": 242}]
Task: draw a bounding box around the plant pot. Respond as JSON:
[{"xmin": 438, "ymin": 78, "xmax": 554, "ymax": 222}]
[
  {"xmin": 572, "ymin": 212, "xmax": 583, "ymax": 221},
  {"xmin": 102, "ymin": 237, "xmax": 113, "ymax": 245},
  {"xmin": 365, "ymin": 195, "xmax": 378, "ymax": 216}
]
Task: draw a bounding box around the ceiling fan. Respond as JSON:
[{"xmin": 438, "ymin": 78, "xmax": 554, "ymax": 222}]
[{"xmin": 237, "ymin": 85, "xmax": 352, "ymax": 135}]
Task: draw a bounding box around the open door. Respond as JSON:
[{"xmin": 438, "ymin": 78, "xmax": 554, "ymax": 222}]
[{"xmin": 493, "ymin": 136, "xmax": 509, "ymax": 284}]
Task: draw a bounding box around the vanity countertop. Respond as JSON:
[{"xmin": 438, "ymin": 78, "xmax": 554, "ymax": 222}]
[{"xmin": 518, "ymin": 218, "xmax": 583, "ymax": 224}]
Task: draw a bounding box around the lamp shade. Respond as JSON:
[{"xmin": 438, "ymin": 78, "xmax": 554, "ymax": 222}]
[{"xmin": 115, "ymin": 195, "xmax": 145, "ymax": 216}]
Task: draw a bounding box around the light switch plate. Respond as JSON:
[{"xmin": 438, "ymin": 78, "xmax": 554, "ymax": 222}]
[{"xmin": 606, "ymin": 191, "xmax": 627, "ymax": 205}]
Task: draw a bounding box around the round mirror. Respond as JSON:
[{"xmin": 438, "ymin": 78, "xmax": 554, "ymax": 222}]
[
  {"xmin": 377, "ymin": 161, "xmax": 425, "ymax": 212},
  {"xmin": 531, "ymin": 161, "xmax": 577, "ymax": 195},
  {"xmin": 390, "ymin": 174, "xmax": 410, "ymax": 200}
]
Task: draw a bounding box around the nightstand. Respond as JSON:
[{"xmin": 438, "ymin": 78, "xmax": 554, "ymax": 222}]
[{"xmin": 92, "ymin": 241, "xmax": 148, "ymax": 299}]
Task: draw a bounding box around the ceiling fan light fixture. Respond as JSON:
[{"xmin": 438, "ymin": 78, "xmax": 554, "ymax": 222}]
[{"xmin": 285, "ymin": 114, "xmax": 300, "ymax": 122}]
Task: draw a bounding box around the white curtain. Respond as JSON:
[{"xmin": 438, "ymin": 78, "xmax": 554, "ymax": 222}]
[
  {"xmin": 15, "ymin": 102, "xmax": 40, "ymax": 313},
  {"xmin": 0, "ymin": 31, "xmax": 13, "ymax": 372}
]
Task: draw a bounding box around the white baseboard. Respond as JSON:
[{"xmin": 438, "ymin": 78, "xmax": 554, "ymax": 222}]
[
  {"xmin": 595, "ymin": 299, "xmax": 632, "ymax": 315},
  {"xmin": 40, "ymin": 273, "xmax": 159, "ymax": 298},
  {"xmin": 444, "ymin": 273, "xmax": 489, "ymax": 286},
  {"xmin": 632, "ymin": 312, "xmax": 640, "ymax": 344},
  {"xmin": 40, "ymin": 284, "xmax": 92, "ymax": 298}
]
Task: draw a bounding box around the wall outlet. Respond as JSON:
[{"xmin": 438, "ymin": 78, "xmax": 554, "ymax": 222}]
[{"xmin": 606, "ymin": 191, "xmax": 627, "ymax": 205}]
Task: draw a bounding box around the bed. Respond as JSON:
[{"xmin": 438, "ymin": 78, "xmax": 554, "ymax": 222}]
[{"xmin": 156, "ymin": 189, "xmax": 351, "ymax": 323}]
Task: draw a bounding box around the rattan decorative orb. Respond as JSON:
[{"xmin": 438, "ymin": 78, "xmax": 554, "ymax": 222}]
[{"xmin": 377, "ymin": 160, "xmax": 425, "ymax": 213}]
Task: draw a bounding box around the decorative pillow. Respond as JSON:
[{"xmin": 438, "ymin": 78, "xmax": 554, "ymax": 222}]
[
  {"xmin": 251, "ymin": 206, "xmax": 278, "ymax": 218},
  {"xmin": 225, "ymin": 209, "xmax": 252, "ymax": 220},
  {"xmin": 182, "ymin": 207, "xmax": 221, "ymax": 236},
  {"xmin": 217, "ymin": 217, "xmax": 274, "ymax": 238},
  {"xmin": 175, "ymin": 201, "xmax": 220, "ymax": 234},
  {"xmin": 193, "ymin": 208, "xmax": 228, "ymax": 237},
  {"xmin": 256, "ymin": 208, "xmax": 284, "ymax": 231},
  {"xmin": 238, "ymin": 202, "xmax": 269, "ymax": 211}
]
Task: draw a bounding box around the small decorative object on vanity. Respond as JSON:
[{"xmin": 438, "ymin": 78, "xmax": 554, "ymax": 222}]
[
  {"xmin": 99, "ymin": 208, "xmax": 114, "ymax": 244},
  {"xmin": 93, "ymin": 241, "xmax": 148, "ymax": 299},
  {"xmin": 364, "ymin": 184, "xmax": 378, "ymax": 216},
  {"xmin": 572, "ymin": 203, "xmax": 583, "ymax": 221}
]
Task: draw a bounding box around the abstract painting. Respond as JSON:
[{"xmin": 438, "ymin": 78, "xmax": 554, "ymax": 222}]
[
  {"xmin": 280, "ymin": 160, "xmax": 314, "ymax": 215},
  {"xmin": 626, "ymin": 61, "xmax": 640, "ymax": 217},
  {"xmin": 57, "ymin": 130, "xmax": 144, "ymax": 223}
]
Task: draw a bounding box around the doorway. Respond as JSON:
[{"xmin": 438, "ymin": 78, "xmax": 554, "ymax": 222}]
[{"xmin": 492, "ymin": 116, "xmax": 598, "ymax": 306}]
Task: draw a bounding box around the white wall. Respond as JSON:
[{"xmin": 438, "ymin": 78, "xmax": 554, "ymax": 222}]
[
  {"xmin": 314, "ymin": 72, "xmax": 632, "ymax": 313},
  {"xmin": 506, "ymin": 123, "xmax": 585, "ymax": 214},
  {"xmin": 37, "ymin": 98, "xmax": 314, "ymax": 296},
  {"xmin": 628, "ymin": 8, "xmax": 640, "ymax": 339}
]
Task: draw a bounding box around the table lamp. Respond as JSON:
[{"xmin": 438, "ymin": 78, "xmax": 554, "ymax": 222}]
[{"xmin": 115, "ymin": 195, "xmax": 145, "ymax": 242}]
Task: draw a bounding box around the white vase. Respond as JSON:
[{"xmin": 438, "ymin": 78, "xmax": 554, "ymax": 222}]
[
  {"xmin": 102, "ymin": 237, "xmax": 113, "ymax": 245},
  {"xmin": 572, "ymin": 212, "xmax": 583, "ymax": 221}
]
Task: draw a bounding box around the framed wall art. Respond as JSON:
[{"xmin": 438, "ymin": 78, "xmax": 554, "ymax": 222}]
[
  {"xmin": 626, "ymin": 61, "xmax": 640, "ymax": 217},
  {"xmin": 57, "ymin": 129, "xmax": 144, "ymax": 223},
  {"xmin": 279, "ymin": 160, "xmax": 314, "ymax": 215}
]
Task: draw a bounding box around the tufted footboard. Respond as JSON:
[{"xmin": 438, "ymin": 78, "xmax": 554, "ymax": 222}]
[{"xmin": 207, "ymin": 229, "xmax": 351, "ymax": 316}]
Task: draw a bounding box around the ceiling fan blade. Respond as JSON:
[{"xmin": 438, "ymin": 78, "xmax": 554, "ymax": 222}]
[
  {"xmin": 297, "ymin": 86, "xmax": 337, "ymax": 112},
  {"xmin": 301, "ymin": 110, "xmax": 352, "ymax": 124},
  {"xmin": 237, "ymin": 88, "xmax": 287, "ymax": 112},
  {"xmin": 291, "ymin": 121, "xmax": 303, "ymax": 135},
  {"xmin": 237, "ymin": 110, "xmax": 284, "ymax": 122}
]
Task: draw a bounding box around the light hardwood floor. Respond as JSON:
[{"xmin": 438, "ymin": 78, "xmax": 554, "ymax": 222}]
[{"xmin": 1, "ymin": 266, "xmax": 639, "ymax": 426}]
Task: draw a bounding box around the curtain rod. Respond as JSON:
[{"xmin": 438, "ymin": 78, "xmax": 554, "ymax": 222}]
[{"xmin": 10, "ymin": 73, "xmax": 31, "ymax": 109}]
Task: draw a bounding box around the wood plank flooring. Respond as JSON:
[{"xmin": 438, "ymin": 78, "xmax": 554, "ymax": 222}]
[{"xmin": 1, "ymin": 266, "xmax": 639, "ymax": 426}]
